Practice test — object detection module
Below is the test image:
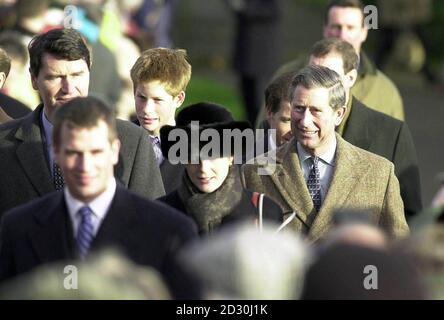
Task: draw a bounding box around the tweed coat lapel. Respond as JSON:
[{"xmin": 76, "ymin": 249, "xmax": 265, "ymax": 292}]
[
  {"xmin": 308, "ymin": 134, "xmax": 371, "ymax": 241},
  {"xmin": 15, "ymin": 105, "xmax": 54, "ymax": 196},
  {"xmin": 269, "ymin": 140, "xmax": 314, "ymax": 226}
]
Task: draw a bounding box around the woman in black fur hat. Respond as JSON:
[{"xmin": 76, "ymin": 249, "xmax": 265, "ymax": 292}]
[{"xmin": 157, "ymin": 102, "xmax": 284, "ymax": 234}]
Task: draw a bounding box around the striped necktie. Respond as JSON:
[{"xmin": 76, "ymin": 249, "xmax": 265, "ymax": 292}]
[
  {"xmin": 307, "ymin": 156, "xmax": 322, "ymax": 212},
  {"xmin": 77, "ymin": 206, "xmax": 94, "ymax": 259}
]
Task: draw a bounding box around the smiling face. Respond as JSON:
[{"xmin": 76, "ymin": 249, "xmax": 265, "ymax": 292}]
[
  {"xmin": 134, "ymin": 80, "xmax": 185, "ymax": 136},
  {"xmin": 54, "ymin": 120, "xmax": 120, "ymax": 203},
  {"xmin": 31, "ymin": 53, "xmax": 89, "ymax": 122},
  {"xmin": 290, "ymin": 85, "xmax": 345, "ymax": 156},
  {"xmin": 185, "ymin": 157, "xmax": 233, "ymax": 193}
]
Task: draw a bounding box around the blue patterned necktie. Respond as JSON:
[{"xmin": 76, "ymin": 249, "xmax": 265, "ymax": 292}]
[
  {"xmin": 150, "ymin": 136, "xmax": 164, "ymax": 166},
  {"xmin": 53, "ymin": 163, "xmax": 65, "ymax": 191},
  {"xmin": 77, "ymin": 206, "xmax": 94, "ymax": 259},
  {"xmin": 307, "ymin": 156, "xmax": 322, "ymax": 212}
]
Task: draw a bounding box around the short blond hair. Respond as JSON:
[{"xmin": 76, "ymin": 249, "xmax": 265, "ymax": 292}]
[{"xmin": 130, "ymin": 48, "xmax": 192, "ymax": 96}]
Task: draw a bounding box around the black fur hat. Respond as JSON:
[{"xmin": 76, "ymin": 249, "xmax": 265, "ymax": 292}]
[{"xmin": 160, "ymin": 102, "xmax": 251, "ymax": 162}]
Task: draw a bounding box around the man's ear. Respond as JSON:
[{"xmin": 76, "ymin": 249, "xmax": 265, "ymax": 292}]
[
  {"xmin": 334, "ymin": 105, "xmax": 347, "ymax": 126},
  {"xmin": 345, "ymin": 69, "xmax": 358, "ymax": 88},
  {"xmin": 111, "ymin": 139, "xmax": 121, "ymax": 165},
  {"xmin": 175, "ymin": 91, "xmax": 186, "ymax": 109}
]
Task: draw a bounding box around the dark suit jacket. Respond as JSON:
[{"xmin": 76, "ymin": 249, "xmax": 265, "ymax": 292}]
[
  {"xmin": 0, "ymin": 92, "xmax": 32, "ymax": 119},
  {"xmin": 160, "ymin": 160, "xmax": 185, "ymax": 195},
  {"xmin": 343, "ymin": 98, "xmax": 422, "ymax": 218},
  {"xmin": 0, "ymin": 184, "xmax": 198, "ymax": 298},
  {"xmin": 133, "ymin": 118, "xmax": 185, "ymax": 195},
  {"xmin": 0, "ymin": 107, "xmax": 11, "ymax": 124},
  {"xmin": 0, "ymin": 105, "xmax": 165, "ymax": 216}
]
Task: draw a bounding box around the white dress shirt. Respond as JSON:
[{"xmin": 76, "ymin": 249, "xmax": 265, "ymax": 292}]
[
  {"xmin": 65, "ymin": 178, "xmax": 117, "ymax": 237},
  {"xmin": 297, "ymin": 138, "xmax": 337, "ymax": 202}
]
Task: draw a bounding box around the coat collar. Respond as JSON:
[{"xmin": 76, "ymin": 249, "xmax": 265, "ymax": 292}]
[
  {"xmin": 341, "ymin": 97, "xmax": 371, "ymax": 150},
  {"xmin": 15, "ymin": 104, "xmax": 54, "ymax": 196}
]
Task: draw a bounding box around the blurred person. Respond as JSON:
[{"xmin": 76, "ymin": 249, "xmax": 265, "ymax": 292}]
[
  {"xmin": 226, "ymin": 0, "xmax": 283, "ymax": 127},
  {"xmin": 159, "ymin": 102, "xmax": 284, "ymax": 234},
  {"xmin": 396, "ymin": 224, "xmax": 444, "ymax": 299},
  {"xmin": 301, "ymin": 243, "xmax": 427, "ymax": 299},
  {"xmin": 374, "ymin": 0, "xmax": 443, "ymax": 87},
  {"xmin": 0, "ymin": 47, "xmax": 11, "ymax": 124},
  {"xmin": 0, "ymin": 249, "xmax": 171, "ymax": 299},
  {"xmin": 321, "ymin": 209, "xmax": 388, "ymax": 250},
  {"xmin": 180, "ymin": 222, "xmax": 309, "ymax": 299},
  {"xmin": 0, "ymin": 30, "xmax": 38, "ymax": 112},
  {"xmin": 131, "ymin": 0, "xmax": 178, "ymax": 49},
  {"xmin": 0, "ymin": 96, "xmax": 198, "ymax": 298},
  {"xmin": 130, "ymin": 47, "xmax": 190, "ymax": 193},
  {"xmin": 242, "ymin": 65, "xmax": 409, "ymax": 242},
  {"xmin": 308, "ymin": 38, "xmax": 422, "ymax": 218},
  {"xmin": 256, "ymin": 0, "xmax": 404, "ymax": 127},
  {"xmin": 0, "ymin": 28, "xmax": 164, "ymax": 216}
]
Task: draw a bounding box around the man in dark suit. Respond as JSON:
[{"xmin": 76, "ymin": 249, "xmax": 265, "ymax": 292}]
[
  {"xmin": 308, "ymin": 38, "xmax": 422, "ymax": 218},
  {"xmin": 0, "ymin": 97, "xmax": 198, "ymax": 298},
  {"xmin": 130, "ymin": 48, "xmax": 191, "ymax": 194},
  {"xmin": 0, "ymin": 28, "xmax": 165, "ymax": 215}
]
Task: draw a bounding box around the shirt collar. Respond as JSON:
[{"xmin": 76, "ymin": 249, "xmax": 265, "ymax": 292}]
[
  {"xmin": 268, "ymin": 131, "xmax": 277, "ymax": 150},
  {"xmin": 64, "ymin": 177, "xmax": 117, "ymax": 220},
  {"xmin": 296, "ymin": 136, "xmax": 337, "ymax": 166}
]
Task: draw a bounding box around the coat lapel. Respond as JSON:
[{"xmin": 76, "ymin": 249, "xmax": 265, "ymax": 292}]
[
  {"xmin": 28, "ymin": 192, "xmax": 76, "ymax": 262},
  {"xmin": 269, "ymin": 140, "xmax": 314, "ymax": 226},
  {"xmin": 91, "ymin": 186, "xmax": 139, "ymax": 254},
  {"xmin": 15, "ymin": 106, "xmax": 54, "ymax": 196},
  {"xmin": 308, "ymin": 135, "xmax": 370, "ymax": 241}
]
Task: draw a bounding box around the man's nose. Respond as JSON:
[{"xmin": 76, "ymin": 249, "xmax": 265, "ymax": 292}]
[{"xmin": 61, "ymin": 77, "xmax": 74, "ymax": 94}]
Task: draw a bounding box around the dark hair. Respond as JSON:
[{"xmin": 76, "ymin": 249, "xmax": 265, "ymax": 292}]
[
  {"xmin": 265, "ymin": 72, "xmax": 297, "ymax": 114},
  {"xmin": 0, "ymin": 48, "xmax": 11, "ymax": 77},
  {"xmin": 28, "ymin": 28, "xmax": 91, "ymax": 77},
  {"xmin": 53, "ymin": 96, "xmax": 117, "ymax": 148},
  {"xmin": 289, "ymin": 65, "xmax": 346, "ymax": 111},
  {"xmin": 310, "ymin": 38, "xmax": 359, "ymax": 73},
  {"xmin": 324, "ymin": 0, "xmax": 365, "ymax": 26}
]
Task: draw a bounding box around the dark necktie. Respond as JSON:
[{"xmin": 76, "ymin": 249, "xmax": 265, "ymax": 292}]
[
  {"xmin": 77, "ymin": 206, "xmax": 94, "ymax": 259},
  {"xmin": 307, "ymin": 156, "xmax": 322, "ymax": 212},
  {"xmin": 53, "ymin": 163, "xmax": 65, "ymax": 191}
]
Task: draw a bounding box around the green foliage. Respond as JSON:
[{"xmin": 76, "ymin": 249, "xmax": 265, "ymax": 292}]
[{"xmin": 181, "ymin": 74, "xmax": 246, "ymax": 121}]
